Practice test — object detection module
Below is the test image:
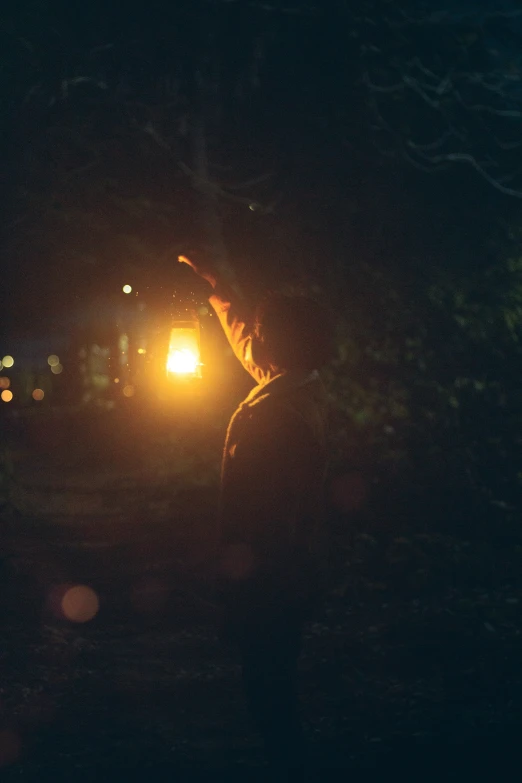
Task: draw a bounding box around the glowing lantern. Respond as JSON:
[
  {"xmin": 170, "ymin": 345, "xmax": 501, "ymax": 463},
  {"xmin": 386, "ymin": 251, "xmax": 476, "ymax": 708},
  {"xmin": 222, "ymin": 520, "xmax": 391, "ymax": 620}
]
[{"xmin": 166, "ymin": 318, "xmax": 202, "ymax": 378}]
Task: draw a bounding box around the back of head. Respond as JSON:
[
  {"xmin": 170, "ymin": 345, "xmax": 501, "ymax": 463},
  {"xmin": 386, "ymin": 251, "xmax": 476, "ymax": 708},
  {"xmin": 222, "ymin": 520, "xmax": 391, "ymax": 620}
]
[{"xmin": 255, "ymin": 292, "xmax": 336, "ymax": 372}]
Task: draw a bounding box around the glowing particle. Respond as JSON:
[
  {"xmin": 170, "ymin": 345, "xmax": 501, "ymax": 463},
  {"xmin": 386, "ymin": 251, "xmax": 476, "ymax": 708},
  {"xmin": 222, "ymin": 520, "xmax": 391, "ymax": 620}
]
[
  {"xmin": 51, "ymin": 363, "xmax": 63, "ymax": 375},
  {"xmin": 32, "ymin": 389, "xmax": 45, "ymax": 401},
  {"xmin": 114, "ymin": 378, "xmax": 119, "ymax": 383},
  {"xmin": 122, "ymin": 284, "xmax": 132, "ymax": 294},
  {"xmin": 123, "ymin": 384, "xmax": 135, "ymax": 397},
  {"xmin": 1, "ymin": 390, "xmax": 13, "ymax": 402},
  {"xmin": 1, "ymin": 356, "xmax": 14, "ymax": 368},
  {"xmin": 47, "ymin": 354, "xmax": 59, "ymax": 367},
  {"xmin": 61, "ymin": 585, "xmax": 100, "ymax": 623},
  {"xmin": 137, "ymin": 348, "xmax": 146, "ymax": 355}
]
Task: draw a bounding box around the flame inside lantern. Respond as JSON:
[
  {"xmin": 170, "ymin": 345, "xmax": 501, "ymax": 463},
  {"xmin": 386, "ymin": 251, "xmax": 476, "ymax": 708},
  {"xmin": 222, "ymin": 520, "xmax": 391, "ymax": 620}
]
[{"xmin": 166, "ymin": 325, "xmax": 201, "ymax": 376}]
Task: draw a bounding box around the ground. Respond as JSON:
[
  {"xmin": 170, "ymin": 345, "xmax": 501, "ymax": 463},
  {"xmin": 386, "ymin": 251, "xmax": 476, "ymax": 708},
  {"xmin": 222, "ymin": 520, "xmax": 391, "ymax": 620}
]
[{"xmin": 0, "ymin": 404, "xmax": 521, "ymax": 780}]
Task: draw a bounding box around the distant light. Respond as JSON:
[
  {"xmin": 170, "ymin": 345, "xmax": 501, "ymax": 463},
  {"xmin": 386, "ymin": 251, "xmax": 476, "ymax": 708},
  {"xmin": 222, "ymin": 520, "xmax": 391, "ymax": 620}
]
[
  {"xmin": 123, "ymin": 384, "xmax": 135, "ymax": 397},
  {"xmin": 2, "ymin": 356, "xmax": 14, "ymax": 368},
  {"xmin": 122, "ymin": 284, "xmax": 132, "ymax": 294},
  {"xmin": 51, "ymin": 363, "xmax": 63, "ymax": 375},
  {"xmin": 32, "ymin": 389, "xmax": 45, "ymax": 401},
  {"xmin": 47, "ymin": 354, "xmax": 60, "ymax": 367},
  {"xmin": 0, "ymin": 377, "xmax": 10, "ymax": 389},
  {"xmin": 114, "ymin": 378, "xmax": 120, "ymax": 383},
  {"xmin": 198, "ymin": 306, "xmax": 209, "ymax": 316},
  {"xmin": 1, "ymin": 390, "xmax": 13, "ymax": 402},
  {"xmin": 137, "ymin": 348, "xmax": 146, "ymax": 355}
]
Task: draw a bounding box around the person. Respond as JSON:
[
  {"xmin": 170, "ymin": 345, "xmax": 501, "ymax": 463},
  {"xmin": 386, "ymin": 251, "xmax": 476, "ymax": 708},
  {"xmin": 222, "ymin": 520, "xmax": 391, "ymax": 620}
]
[{"xmin": 179, "ymin": 254, "xmax": 334, "ymax": 769}]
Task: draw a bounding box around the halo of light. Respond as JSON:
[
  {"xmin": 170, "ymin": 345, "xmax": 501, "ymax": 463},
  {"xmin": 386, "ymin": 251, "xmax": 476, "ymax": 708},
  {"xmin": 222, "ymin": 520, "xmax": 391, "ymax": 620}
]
[
  {"xmin": 32, "ymin": 388, "xmax": 45, "ymax": 401},
  {"xmin": 122, "ymin": 284, "xmax": 132, "ymax": 294},
  {"xmin": 137, "ymin": 348, "xmax": 146, "ymax": 355},
  {"xmin": 1, "ymin": 390, "xmax": 13, "ymax": 402},
  {"xmin": 198, "ymin": 306, "xmax": 209, "ymax": 316},
  {"xmin": 61, "ymin": 585, "xmax": 100, "ymax": 623},
  {"xmin": 0, "ymin": 377, "xmax": 10, "ymax": 389},
  {"xmin": 50, "ymin": 363, "xmax": 63, "ymax": 375},
  {"xmin": 114, "ymin": 378, "xmax": 120, "ymax": 383},
  {"xmin": 1, "ymin": 356, "xmax": 14, "ymax": 368},
  {"xmin": 166, "ymin": 348, "xmax": 198, "ymax": 374},
  {"xmin": 122, "ymin": 384, "xmax": 135, "ymax": 397},
  {"xmin": 47, "ymin": 354, "xmax": 59, "ymax": 367}
]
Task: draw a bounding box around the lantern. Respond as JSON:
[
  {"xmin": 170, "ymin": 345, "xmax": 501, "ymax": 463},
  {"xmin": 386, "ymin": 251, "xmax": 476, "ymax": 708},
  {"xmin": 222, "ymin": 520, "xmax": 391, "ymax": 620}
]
[{"xmin": 166, "ymin": 315, "xmax": 202, "ymax": 379}]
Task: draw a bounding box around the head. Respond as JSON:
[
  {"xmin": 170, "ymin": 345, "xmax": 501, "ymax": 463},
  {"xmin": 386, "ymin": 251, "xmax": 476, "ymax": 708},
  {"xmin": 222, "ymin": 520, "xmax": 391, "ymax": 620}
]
[{"xmin": 252, "ymin": 292, "xmax": 336, "ymax": 373}]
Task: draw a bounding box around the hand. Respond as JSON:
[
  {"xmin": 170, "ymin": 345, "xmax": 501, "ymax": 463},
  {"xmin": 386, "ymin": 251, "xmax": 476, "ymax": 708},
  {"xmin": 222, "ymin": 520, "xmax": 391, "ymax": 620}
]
[{"xmin": 178, "ymin": 254, "xmax": 218, "ymax": 288}]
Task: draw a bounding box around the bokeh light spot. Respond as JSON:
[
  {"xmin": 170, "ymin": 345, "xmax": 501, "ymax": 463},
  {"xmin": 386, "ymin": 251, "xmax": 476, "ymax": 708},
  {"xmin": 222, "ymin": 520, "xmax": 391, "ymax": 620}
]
[
  {"xmin": 1, "ymin": 390, "xmax": 13, "ymax": 403},
  {"xmin": 0, "ymin": 730, "xmax": 22, "ymax": 767},
  {"xmin": 122, "ymin": 384, "xmax": 135, "ymax": 397},
  {"xmin": 122, "ymin": 284, "xmax": 132, "ymax": 294},
  {"xmin": 47, "ymin": 354, "xmax": 59, "ymax": 367},
  {"xmin": 50, "ymin": 363, "xmax": 63, "ymax": 375},
  {"xmin": 32, "ymin": 389, "xmax": 45, "ymax": 401},
  {"xmin": 137, "ymin": 348, "xmax": 146, "ymax": 355},
  {"xmin": 0, "ymin": 377, "xmax": 10, "ymax": 389},
  {"xmin": 198, "ymin": 306, "xmax": 209, "ymax": 316},
  {"xmin": 61, "ymin": 585, "xmax": 100, "ymax": 623},
  {"xmin": 114, "ymin": 378, "xmax": 120, "ymax": 383},
  {"xmin": 1, "ymin": 356, "xmax": 14, "ymax": 368}
]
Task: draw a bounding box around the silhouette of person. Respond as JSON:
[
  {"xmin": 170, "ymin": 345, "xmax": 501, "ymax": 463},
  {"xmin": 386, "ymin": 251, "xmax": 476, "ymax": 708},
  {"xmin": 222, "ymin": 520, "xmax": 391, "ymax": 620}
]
[{"xmin": 179, "ymin": 254, "xmax": 333, "ymax": 769}]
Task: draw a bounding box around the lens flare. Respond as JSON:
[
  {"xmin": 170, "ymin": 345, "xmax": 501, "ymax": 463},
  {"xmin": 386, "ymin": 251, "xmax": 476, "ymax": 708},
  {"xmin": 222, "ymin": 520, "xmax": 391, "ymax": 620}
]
[{"xmin": 61, "ymin": 585, "xmax": 100, "ymax": 623}]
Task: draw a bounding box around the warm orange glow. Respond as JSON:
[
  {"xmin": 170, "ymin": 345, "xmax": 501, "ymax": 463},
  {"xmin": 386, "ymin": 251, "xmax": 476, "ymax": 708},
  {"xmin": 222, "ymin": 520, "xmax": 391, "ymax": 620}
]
[
  {"xmin": 32, "ymin": 388, "xmax": 45, "ymax": 401},
  {"xmin": 1, "ymin": 390, "xmax": 13, "ymax": 402},
  {"xmin": 61, "ymin": 585, "xmax": 99, "ymax": 623},
  {"xmin": 166, "ymin": 326, "xmax": 201, "ymax": 376},
  {"xmin": 0, "ymin": 377, "xmax": 10, "ymax": 389}
]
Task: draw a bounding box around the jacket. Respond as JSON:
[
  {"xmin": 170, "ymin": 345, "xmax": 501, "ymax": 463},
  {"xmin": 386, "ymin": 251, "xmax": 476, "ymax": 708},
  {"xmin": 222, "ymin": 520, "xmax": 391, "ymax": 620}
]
[{"xmin": 209, "ymin": 282, "xmax": 330, "ymax": 607}]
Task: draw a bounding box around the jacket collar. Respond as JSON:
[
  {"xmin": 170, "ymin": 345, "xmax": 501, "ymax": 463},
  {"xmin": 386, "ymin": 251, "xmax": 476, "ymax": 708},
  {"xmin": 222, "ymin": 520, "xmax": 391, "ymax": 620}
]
[{"xmin": 242, "ymin": 369, "xmax": 320, "ymax": 408}]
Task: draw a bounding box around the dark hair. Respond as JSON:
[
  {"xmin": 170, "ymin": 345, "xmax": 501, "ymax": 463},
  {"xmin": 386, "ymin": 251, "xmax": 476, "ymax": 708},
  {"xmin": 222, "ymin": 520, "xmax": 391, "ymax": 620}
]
[{"xmin": 254, "ymin": 292, "xmax": 336, "ymax": 372}]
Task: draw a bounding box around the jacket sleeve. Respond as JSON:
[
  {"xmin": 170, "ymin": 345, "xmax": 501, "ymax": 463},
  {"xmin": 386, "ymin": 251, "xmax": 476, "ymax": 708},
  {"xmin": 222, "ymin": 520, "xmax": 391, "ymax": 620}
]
[{"xmin": 208, "ymin": 281, "xmax": 270, "ymax": 384}]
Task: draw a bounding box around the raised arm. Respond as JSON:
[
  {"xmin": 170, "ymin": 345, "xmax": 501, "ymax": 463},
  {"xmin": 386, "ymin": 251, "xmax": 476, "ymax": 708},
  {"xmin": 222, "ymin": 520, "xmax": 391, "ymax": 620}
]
[{"xmin": 178, "ymin": 255, "xmax": 270, "ymax": 384}]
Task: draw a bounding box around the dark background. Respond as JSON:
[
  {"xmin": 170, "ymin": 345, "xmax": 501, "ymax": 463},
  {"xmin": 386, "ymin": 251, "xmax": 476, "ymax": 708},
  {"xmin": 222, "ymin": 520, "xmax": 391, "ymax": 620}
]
[{"xmin": 1, "ymin": 0, "xmax": 521, "ymax": 776}]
